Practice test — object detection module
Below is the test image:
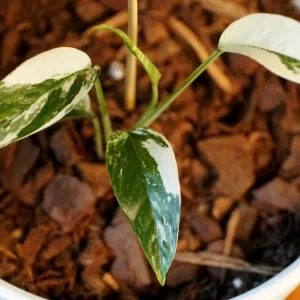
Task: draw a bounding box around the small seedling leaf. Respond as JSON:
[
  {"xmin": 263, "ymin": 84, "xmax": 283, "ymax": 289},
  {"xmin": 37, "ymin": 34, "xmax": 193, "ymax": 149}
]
[
  {"xmin": 0, "ymin": 47, "xmax": 98, "ymax": 147},
  {"xmin": 94, "ymin": 25, "xmax": 161, "ymax": 85},
  {"xmin": 106, "ymin": 128, "xmax": 181, "ymax": 285},
  {"xmin": 64, "ymin": 95, "xmax": 94, "ymax": 120},
  {"xmin": 219, "ymin": 13, "xmax": 300, "ymax": 83}
]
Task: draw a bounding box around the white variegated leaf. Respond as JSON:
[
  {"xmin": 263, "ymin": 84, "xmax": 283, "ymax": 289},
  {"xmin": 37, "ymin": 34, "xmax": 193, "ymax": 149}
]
[
  {"xmin": 0, "ymin": 47, "xmax": 98, "ymax": 147},
  {"xmin": 219, "ymin": 13, "xmax": 300, "ymax": 83},
  {"xmin": 106, "ymin": 128, "xmax": 181, "ymax": 285}
]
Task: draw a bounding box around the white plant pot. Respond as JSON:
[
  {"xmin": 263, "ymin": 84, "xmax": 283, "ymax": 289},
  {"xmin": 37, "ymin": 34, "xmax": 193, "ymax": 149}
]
[
  {"xmin": 1, "ymin": 257, "xmax": 300, "ymax": 300},
  {"xmin": 230, "ymin": 257, "xmax": 300, "ymax": 300}
]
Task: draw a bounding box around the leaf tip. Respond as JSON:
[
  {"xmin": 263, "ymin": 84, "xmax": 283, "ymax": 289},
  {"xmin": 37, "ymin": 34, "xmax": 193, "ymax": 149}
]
[{"xmin": 156, "ymin": 271, "xmax": 166, "ymax": 286}]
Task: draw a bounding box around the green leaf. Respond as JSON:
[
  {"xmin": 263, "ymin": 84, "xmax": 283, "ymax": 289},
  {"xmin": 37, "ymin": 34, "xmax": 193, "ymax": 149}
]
[
  {"xmin": 94, "ymin": 25, "xmax": 161, "ymax": 86},
  {"xmin": 106, "ymin": 127, "xmax": 181, "ymax": 285},
  {"xmin": 0, "ymin": 47, "xmax": 98, "ymax": 148},
  {"xmin": 218, "ymin": 13, "xmax": 300, "ymax": 83}
]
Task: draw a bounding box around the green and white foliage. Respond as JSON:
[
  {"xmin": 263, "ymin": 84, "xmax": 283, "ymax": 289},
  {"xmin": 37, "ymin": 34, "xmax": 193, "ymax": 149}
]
[
  {"xmin": 65, "ymin": 94, "xmax": 94, "ymax": 120},
  {"xmin": 106, "ymin": 128, "xmax": 181, "ymax": 285},
  {"xmin": 219, "ymin": 13, "xmax": 300, "ymax": 83},
  {"xmin": 0, "ymin": 47, "xmax": 98, "ymax": 148}
]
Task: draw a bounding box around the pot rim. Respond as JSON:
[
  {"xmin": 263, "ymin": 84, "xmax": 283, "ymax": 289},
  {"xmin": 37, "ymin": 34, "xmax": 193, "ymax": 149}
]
[
  {"xmin": 230, "ymin": 257, "xmax": 300, "ymax": 300},
  {"xmin": 1, "ymin": 257, "xmax": 300, "ymax": 300}
]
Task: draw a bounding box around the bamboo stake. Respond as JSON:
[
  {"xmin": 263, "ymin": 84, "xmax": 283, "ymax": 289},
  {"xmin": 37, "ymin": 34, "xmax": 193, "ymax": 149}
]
[{"xmin": 125, "ymin": 0, "xmax": 138, "ymax": 111}]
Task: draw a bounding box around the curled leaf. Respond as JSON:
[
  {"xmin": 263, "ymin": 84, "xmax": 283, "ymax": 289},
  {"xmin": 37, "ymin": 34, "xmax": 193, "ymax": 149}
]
[
  {"xmin": 219, "ymin": 13, "xmax": 300, "ymax": 83},
  {"xmin": 0, "ymin": 47, "xmax": 98, "ymax": 147},
  {"xmin": 106, "ymin": 128, "xmax": 181, "ymax": 285},
  {"xmin": 94, "ymin": 25, "xmax": 161, "ymax": 86}
]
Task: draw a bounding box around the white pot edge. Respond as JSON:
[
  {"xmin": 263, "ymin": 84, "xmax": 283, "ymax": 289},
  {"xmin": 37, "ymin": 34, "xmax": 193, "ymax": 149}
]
[
  {"xmin": 1, "ymin": 257, "xmax": 300, "ymax": 300},
  {"xmin": 230, "ymin": 257, "xmax": 300, "ymax": 300},
  {"xmin": 0, "ymin": 280, "xmax": 45, "ymax": 300}
]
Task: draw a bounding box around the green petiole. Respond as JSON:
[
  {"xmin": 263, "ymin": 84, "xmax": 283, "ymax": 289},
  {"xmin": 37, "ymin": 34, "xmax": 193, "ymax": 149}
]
[
  {"xmin": 135, "ymin": 50, "xmax": 223, "ymax": 128},
  {"xmin": 94, "ymin": 75, "xmax": 113, "ymax": 144}
]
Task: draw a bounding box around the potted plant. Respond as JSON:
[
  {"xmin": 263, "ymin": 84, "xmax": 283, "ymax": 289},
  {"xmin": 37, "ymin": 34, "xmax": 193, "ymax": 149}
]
[{"xmin": 0, "ymin": 6, "xmax": 300, "ymax": 300}]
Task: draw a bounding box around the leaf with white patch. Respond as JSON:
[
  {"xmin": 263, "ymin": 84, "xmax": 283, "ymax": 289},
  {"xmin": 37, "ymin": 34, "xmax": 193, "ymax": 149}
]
[
  {"xmin": 0, "ymin": 47, "xmax": 98, "ymax": 148},
  {"xmin": 106, "ymin": 128, "xmax": 181, "ymax": 285},
  {"xmin": 219, "ymin": 13, "xmax": 300, "ymax": 83}
]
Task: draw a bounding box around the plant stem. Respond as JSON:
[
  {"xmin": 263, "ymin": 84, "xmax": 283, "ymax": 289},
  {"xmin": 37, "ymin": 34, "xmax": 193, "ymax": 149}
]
[
  {"xmin": 125, "ymin": 0, "xmax": 138, "ymax": 111},
  {"xmin": 95, "ymin": 78, "xmax": 112, "ymax": 144},
  {"xmin": 135, "ymin": 50, "xmax": 223, "ymax": 128},
  {"xmin": 91, "ymin": 114, "xmax": 104, "ymax": 160},
  {"xmin": 137, "ymin": 84, "xmax": 159, "ymax": 126}
]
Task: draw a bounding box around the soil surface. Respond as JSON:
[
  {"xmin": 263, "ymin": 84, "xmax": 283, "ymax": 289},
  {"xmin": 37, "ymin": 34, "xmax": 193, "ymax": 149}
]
[{"xmin": 1, "ymin": 0, "xmax": 300, "ymax": 299}]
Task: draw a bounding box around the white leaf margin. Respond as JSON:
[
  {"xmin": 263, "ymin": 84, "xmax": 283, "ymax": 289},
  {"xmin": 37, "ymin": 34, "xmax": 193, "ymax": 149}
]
[
  {"xmin": 2, "ymin": 47, "xmax": 92, "ymax": 87},
  {"xmin": 218, "ymin": 13, "xmax": 300, "ymax": 83},
  {"xmin": 135, "ymin": 128, "xmax": 181, "ymax": 199}
]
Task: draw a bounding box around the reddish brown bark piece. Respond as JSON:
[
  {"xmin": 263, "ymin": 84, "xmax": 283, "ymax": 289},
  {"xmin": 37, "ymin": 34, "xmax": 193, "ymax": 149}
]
[
  {"xmin": 17, "ymin": 226, "xmax": 50, "ymax": 265},
  {"xmin": 81, "ymin": 266, "xmax": 108, "ymax": 296},
  {"xmin": 101, "ymin": 0, "xmax": 127, "ymax": 11},
  {"xmin": 190, "ymin": 212, "xmax": 223, "ymax": 244},
  {"xmin": 198, "ymin": 135, "xmax": 255, "ymax": 199},
  {"xmin": 0, "ymin": 224, "xmax": 14, "ymax": 249},
  {"xmin": 42, "ymin": 174, "xmax": 95, "ymax": 232},
  {"xmin": 230, "ymin": 204, "xmax": 258, "ymax": 241},
  {"xmin": 50, "ymin": 127, "xmax": 83, "ymax": 166},
  {"xmin": 145, "ymin": 39, "xmax": 181, "ymax": 64},
  {"xmin": 75, "ymin": 1, "xmax": 105, "ymax": 24},
  {"xmin": 36, "ymin": 278, "xmax": 66, "ymax": 288},
  {"xmin": 144, "ymin": 17, "xmax": 169, "ymax": 45},
  {"xmin": 77, "ymin": 162, "xmax": 112, "ymax": 198},
  {"xmin": 169, "ymin": 121, "xmax": 193, "ymax": 154},
  {"xmin": 177, "ymin": 228, "xmax": 202, "ymax": 252},
  {"xmin": 253, "ymin": 178, "xmax": 300, "ymax": 213},
  {"xmin": 0, "ymin": 143, "xmax": 18, "ymax": 170},
  {"xmin": 79, "ymin": 239, "xmax": 111, "ymax": 268},
  {"xmin": 228, "ymin": 54, "xmax": 259, "ymax": 76},
  {"xmin": 16, "ymin": 161, "xmax": 54, "ymax": 206},
  {"xmin": 281, "ymin": 135, "xmax": 300, "ymax": 179},
  {"xmin": 0, "ymin": 259, "xmax": 17, "ymax": 277},
  {"xmin": 151, "ymin": 0, "xmax": 180, "ymax": 10},
  {"xmin": 166, "ymin": 262, "xmax": 198, "ymax": 288},
  {"xmin": 1, "ymin": 139, "xmax": 40, "ymax": 191},
  {"xmin": 103, "ymin": 210, "xmax": 152, "ymax": 290},
  {"xmin": 212, "ymin": 197, "xmax": 235, "ymax": 221},
  {"xmin": 191, "ymin": 159, "xmax": 209, "ymax": 186},
  {"xmin": 78, "ymin": 238, "xmax": 111, "ymax": 296},
  {"xmin": 1, "ymin": 28, "xmax": 22, "ymax": 69},
  {"xmin": 249, "ymin": 131, "xmax": 275, "ymax": 172},
  {"xmin": 43, "ymin": 236, "xmax": 72, "ymax": 260},
  {"xmin": 258, "ymin": 77, "xmax": 285, "ymax": 112}
]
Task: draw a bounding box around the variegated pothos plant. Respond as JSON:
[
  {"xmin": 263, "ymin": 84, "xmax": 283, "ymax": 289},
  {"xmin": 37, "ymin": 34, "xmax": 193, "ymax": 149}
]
[{"xmin": 0, "ymin": 13, "xmax": 300, "ymax": 284}]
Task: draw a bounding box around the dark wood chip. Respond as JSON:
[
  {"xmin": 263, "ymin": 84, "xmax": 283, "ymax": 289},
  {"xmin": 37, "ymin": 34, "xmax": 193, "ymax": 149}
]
[
  {"xmin": 104, "ymin": 210, "xmax": 152, "ymax": 290},
  {"xmin": 77, "ymin": 162, "xmax": 112, "ymax": 198},
  {"xmin": 1, "ymin": 139, "xmax": 40, "ymax": 191},
  {"xmin": 50, "ymin": 127, "xmax": 83, "ymax": 166},
  {"xmin": 17, "ymin": 226, "xmax": 50, "ymax": 265},
  {"xmin": 43, "ymin": 235, "xmax": 72, "ymax": 260},
  {"xmin": 42, "ymin": 174, "xmax": 95, "ymax": 232},
  {"xmin": 253, "ymin": 178, "xmax": 300, "ymax": 213},
  {"xmin": 198, "ymin": 135, "xmax": 255, "ymax": 199},
  {"xmin": 190, "ymin": 212, "xmax": 223, "ymax": 244}
]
